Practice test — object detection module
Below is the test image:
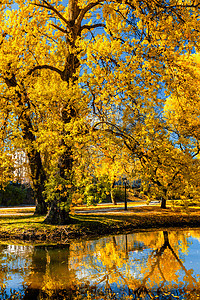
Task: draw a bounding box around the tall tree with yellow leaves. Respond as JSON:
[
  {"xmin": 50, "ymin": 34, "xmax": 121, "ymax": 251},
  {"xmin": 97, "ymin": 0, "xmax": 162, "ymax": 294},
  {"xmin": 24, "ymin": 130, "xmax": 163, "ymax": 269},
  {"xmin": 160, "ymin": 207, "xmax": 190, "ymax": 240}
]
[
  {"xmin": 165, "ymin": 53, "xmax": 200, "ymax": 153},
  {"xmin": 1, "ymin": 0, "xmax": 200, "ymax": 222}
]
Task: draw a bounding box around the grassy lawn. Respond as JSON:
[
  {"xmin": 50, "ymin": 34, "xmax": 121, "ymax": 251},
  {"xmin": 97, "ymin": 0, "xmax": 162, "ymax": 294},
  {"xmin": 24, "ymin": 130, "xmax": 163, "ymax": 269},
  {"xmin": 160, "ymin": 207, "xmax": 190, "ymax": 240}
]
[
  {"xmin": 0, "ymin": 203, "xmax": 200, "ymax": 244},
  {"xmin": 72, "ymin": 200, "xmax": 146, "ymax": 211},
  {"xmin": 0, "ymin": 207, "xmax": 35, "ymax": 215}
]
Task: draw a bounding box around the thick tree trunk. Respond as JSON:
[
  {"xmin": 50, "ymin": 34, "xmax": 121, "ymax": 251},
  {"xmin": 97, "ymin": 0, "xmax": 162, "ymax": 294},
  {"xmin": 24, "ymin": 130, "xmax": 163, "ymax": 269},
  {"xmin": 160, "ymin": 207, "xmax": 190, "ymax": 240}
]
[
  {"xmin": 111, "ymin": 180, "xmax": 117, "ymax": 205},
  {"xmin": 4, "ymin": 74, "xmax": 47, "ymax": 215},
  {"xmin": 43, "ymin": 112, "xmax": 75, "ymax": 224},
  {"xmin": 43, "ymin": 138, "xmax": 73, "ymax": 224},
  {"xmin": 160, "ymin": 189, "xmax": 168, "ymax": 209},
  {"xmin": 44, "ymin": 200, "xmax": 70, "ymax": 225},
  {"xmin": 27, "ymin": 150, "xmax": 47, "ymax": 215},
  {"xmin": 44, "ymin": 5, "xmax": 79, "ymax": 224},
  {"xmin": 20, "ymin": 110, "xmax": 47, "ymax": 215},
  {"xmin": 20, "ymin": 99, "xmax": 47, "ymax": 215},
  {"xmin": 34, "ymin": 193, "xmax": 47, "ymax": 215},
  {"xmin": 43, "ymin": 0, "xmax": 81, "ymax": 224},
  {"xmin": 161, "ymin": 197, "xmax": 167, "ymax": 209}
]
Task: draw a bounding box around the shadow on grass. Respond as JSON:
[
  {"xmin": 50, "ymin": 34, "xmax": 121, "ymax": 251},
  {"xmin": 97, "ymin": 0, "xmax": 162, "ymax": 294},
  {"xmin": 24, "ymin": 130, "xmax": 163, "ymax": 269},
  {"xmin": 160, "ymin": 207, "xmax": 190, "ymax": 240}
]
[
  {"xmin": 71, "ymin": 214, "xmax": 123, "ymax": 224},
  {"xmin": 0, "ymin": 214, "xmax": 46, "ymax": 228},
  {"xmin": 0, "ymin": 214, "xmax": 41, "ymax": 220},
  {"xmin": 1, "ymin": 206, "xmax": 200, "ymax": 231},
  {"xmin": 70, "ymin": 207, "xmax": 200, "ymax": 231}
]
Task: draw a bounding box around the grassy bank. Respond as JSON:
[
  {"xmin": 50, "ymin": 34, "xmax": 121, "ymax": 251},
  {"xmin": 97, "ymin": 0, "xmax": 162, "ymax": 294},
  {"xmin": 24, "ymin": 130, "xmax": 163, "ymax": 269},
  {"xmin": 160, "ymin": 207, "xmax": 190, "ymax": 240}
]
[{"xmin": 1, "ymin": 204, "xmax": 200, "ymax": 243}]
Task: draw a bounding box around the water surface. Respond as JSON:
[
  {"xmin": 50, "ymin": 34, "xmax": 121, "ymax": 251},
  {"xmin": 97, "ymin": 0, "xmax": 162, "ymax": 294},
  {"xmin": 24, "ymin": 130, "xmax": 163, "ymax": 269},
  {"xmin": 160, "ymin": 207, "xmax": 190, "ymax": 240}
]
[{"xmin": 1, "ymin": 229, "xmax": 200, "ymax": 299}]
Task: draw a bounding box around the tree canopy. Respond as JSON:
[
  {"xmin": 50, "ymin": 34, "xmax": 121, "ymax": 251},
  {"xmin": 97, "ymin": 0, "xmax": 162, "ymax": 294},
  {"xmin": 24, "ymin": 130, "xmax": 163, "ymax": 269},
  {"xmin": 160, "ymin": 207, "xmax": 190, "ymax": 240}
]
[{"xmin": 0, "ymin": 0, "xmax": 200, "ymax": 221}]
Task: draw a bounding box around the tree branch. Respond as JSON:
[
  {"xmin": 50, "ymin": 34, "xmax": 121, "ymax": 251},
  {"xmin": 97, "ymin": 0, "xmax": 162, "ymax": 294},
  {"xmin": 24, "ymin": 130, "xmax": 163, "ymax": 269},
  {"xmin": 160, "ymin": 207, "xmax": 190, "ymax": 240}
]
[
  {"xmin": 34, "ymin": 0, "xmax": 69, "ymax": 26},
  {"xmin": 80, "ymin": 23, "xmax": 105, "ymax": 32},
  {"xmin": 93, "ymin": 121, "xmax": 137, "ymax": 143},
  {"xmin": 0, "ymin": 32, "xmax": 7, "ymax": 46},
  {"xmin": 76, "ymin": 0, "xmax": 103, "ymax": 27},
  {"xmin": 27, "ymin": 65, "xmax": 63, "ymax": 77},
  {"xmin": 51, "ymin": 23, "xmax": 67, "ymax": 34}
]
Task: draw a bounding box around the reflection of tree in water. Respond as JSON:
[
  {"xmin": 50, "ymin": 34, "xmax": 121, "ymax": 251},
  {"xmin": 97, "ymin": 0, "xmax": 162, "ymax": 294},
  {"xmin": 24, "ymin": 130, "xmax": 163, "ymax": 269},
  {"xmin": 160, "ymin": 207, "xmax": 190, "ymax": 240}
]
[
  {"xmin": 0, "ymin": 245, "xmax": 14, "ymax": 300},
  {"xmin": 0, "ymin": 245, "xmax": 9, "ymax": 286},
  {"xmin": 23, "ymin": 244, "xmax": 79, "ymax": 299},
  {"xmin": 132, "ymin": 231, "xmax": 197, "ymax": 299},
  {"xmin": 23, "ymin": 245, "xmax": 48, "ymax": 299},
  {"xmin": 22, "ymin": 232, "xmax": 198, "ymax": 299},
  {"xmin": 0, "ymin": 231, "xmax": 200, "ymax": 299},
  {"xmin": 71, "ymin": 231, "xmax": 200, "ymax": 299},
  {"xmin": 0, "ymin": 244, "xmax": 76, "ymax": 299}
]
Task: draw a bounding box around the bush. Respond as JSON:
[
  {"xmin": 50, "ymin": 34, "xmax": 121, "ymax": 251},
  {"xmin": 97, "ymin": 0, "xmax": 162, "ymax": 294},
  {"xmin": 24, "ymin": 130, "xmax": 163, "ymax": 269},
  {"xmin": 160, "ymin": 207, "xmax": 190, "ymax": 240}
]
[
  {"xmin": 43, "ymin": 174, "xmax": 72, "ymax": 211},
  {"xmin": 0, "ymin": 183, "xmax": 27, "ymax": 206},
  {"xmin": 71, "ymin": 192, "xmax": 84, "ymax": 206},
  {"xmin": 112, "ymin": 187, "xmax": 125, "ymax": 202},
  {"xmin": 83, "ymin": 181, "xmax": 111, "ymax": 206}
]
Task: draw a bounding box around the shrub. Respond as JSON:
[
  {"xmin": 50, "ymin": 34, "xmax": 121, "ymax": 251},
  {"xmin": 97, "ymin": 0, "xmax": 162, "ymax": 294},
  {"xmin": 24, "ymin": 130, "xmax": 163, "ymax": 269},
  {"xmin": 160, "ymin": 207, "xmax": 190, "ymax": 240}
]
[
  {"xmin": 83, "ymin": 181, "xmax": 111, "ymax": 206},
  {"xmin": 0, "ymin": 183, "xmax": 27, "ymax": 206},
  {"xmin": 112, "ymin": 187, "xmax": 125, "ymax": 202},
  {"xmin": 43, "ymin": 174, "xmax": 72, "ymax": 211}
]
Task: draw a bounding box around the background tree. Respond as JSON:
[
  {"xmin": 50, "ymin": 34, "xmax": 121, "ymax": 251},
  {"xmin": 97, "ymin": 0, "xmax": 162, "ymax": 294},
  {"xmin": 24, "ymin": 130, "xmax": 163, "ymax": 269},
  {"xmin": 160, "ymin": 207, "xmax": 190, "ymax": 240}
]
[
  {"xmin": 164, "ymin": 53, "xmax": 200, "ymax": 154},
  {"xmin": 0, "ymin": 7, "xmax": 54, "ymax": 214}
]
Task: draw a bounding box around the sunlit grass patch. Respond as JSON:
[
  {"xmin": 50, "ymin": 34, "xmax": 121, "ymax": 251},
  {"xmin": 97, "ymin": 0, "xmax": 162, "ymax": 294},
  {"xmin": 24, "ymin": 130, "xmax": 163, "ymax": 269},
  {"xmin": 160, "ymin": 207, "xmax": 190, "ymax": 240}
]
[
  {"xmin": 73, "ymin": 200, "xmax": 146, "ymax": 211},
  {"xmin": 0, "ymin": 204, "xmax": 200, "ymax": 242},
  {"xmin": 0, "ymin": 207, "xmax": 35, "ymax": 215},
  {"xmin": 0, "ymin": 214, "xmax": 52, "ymax": 234}
]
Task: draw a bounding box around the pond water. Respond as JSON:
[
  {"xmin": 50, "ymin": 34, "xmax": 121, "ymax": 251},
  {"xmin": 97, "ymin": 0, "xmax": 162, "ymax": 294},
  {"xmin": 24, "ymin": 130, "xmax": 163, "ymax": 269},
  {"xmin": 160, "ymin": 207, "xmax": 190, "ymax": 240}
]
[{"xmin": 1, "ymin": 229, "xmax": 200, "ymax": 299}]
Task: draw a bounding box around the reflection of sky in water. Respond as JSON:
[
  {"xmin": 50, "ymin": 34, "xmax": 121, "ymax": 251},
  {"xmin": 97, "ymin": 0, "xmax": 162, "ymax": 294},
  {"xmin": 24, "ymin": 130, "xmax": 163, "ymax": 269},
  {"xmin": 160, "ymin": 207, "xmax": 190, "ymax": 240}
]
[
  {"xmin": 0, "ymin": 245, "xmax": 33, "ymax": 297},
  {"xmin": 184, "ymin": 237, "xmax": 200, "ymax": 270},
  {"xmin": 69, "ymin": 231, "xmax": 200, "ymax": 298},
  {"xmin": 3, "ymin": 274, "xmax": 24, "ymax": 292},
  {"xmin": 70, "ymin": 239, "xmax": 152, "ymax": 283},
  {"xmin": 1, "ymin": 230, "xmax": 200, "ymax": 298}
]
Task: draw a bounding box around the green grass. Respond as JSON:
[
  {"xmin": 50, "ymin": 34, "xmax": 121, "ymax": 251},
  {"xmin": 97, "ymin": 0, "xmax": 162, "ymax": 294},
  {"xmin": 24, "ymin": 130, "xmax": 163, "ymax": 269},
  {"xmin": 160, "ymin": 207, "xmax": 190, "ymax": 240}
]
[
  {"xmin": 0, "ymin": 207, "xmax": 35, "ymax": 214},
  {"xmin": 72, "ymin": 200, "xmax": 146, "ymax": 211},
  {"xmin": 0, "ymin": 214, "xmax": 52, "ymax": 232},
  {"xmin": 0, "ymin": 204, "xmax": 200, "ymax": 243}
]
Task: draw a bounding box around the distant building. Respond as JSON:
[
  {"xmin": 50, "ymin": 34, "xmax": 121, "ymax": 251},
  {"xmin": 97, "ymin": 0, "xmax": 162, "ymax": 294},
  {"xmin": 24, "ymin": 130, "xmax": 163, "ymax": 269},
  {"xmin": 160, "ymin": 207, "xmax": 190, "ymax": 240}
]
[{"xmin": 12, "ymin": 150, "xmax": 30, "ymax": 185}]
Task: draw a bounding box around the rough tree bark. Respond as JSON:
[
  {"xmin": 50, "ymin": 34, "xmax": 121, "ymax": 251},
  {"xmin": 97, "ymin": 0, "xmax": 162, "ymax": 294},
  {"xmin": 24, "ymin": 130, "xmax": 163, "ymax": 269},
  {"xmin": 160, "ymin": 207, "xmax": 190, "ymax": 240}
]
[
  {"xmin": 27, "ymin": 149, "xmax": 47, "ymax": 215},
  {"xmin": 3, "ymin": 72, "xmax": 47, "ymax": 215},
  {"xmin": 42, "ymin": 0, "xmax": 81, "ymax": 224},
  {"xmin": 161, "ymin": 197, "xmax": 167, "ymax": 209}
]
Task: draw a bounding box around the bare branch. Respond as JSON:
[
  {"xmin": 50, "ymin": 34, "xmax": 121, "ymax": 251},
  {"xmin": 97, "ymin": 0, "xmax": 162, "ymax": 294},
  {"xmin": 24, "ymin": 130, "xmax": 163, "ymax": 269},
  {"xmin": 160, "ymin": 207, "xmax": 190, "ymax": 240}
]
[
  {"xmin": 155, "ymin": 0, "xmax": 200, "ymax": 9},
  {"xmin": 33, "ymin": 1, "xmax": 70, "ymax": 29},
  {"xmin": 37, "ymin": 29, "xmax": 58, "ymax": 43},
  {"xmin": 33, "ymin": 2, "xmax": 49, "ymax": 9},
  {"xmin": 192, "ymin": 140, "xmax": 200, "ymax": 157},
  {"xmin": 87, "ymin": 83, "xmax": 96, "ymax": 115},
  {"xmin": 45, "ymin": 0, "xmax": 69, "ymax": 24},
  {"xmin": 76, "ymin": 0, "xmax": 103, "ymax": 27},
  {"xmin": 120, "ymin": 0, "xmax": 136, "ymax": 10},
  {"xmin": 93, "ymin": 121, "xmax": 135, "ymax": 142},
  {"xmin": 80, "ymin": 23, "xmax": 105, "ymax": 32},
  {"xmin": 27, "ymin": 65, "xmax": 63, "ymax": 77},
  {"xmin": 51, "ymin": 23, "xmax": 67, "ymax": 34}
]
